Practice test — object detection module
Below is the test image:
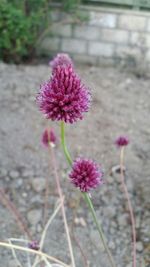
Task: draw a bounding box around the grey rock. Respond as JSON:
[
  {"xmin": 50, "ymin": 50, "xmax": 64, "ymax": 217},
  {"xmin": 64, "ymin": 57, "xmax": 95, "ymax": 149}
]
[
  {"xmin": 103, "ymin": 206, "xmax": 116, "ymax": 218},
  {"xmin": 136, "ymin": 241, "xmax": 143, "ymax": 252},
  {"xmin": 31, "ymin": 178, "xmax": 46, "ymax": 192},
  {"xmin": 5, "ymin": 176, "xmax": 10, "ymax": 182},
  {"xmin": 7, "ymin": 259, "xmax": 20, "ymax": 267},
  {"xmin": 107, "ymin": 176, "xmax": 114, "ymax": 184},
  {"xmin": 101, "ymin": 195, "xmax": 110, "ymax": 205},
  {"xmin": 118, "ymin": 214, "xmax": 129, "ymax": 227},
  {"xmin": 0, "ymin": 168, "xmax": 7, "ymax": 177},
  {"xmin": 14, "ymin": 178, "xmax": 23, "ymax": 188},
  {"xmin": 22, "ymin": 192, "xmax": 28, "ymax": 198},
  {"xmin": 108, "ymin": 240, "xmax": 116, "ymax": 250},
  {"xmin": 27, "ymin": 209, "xmax": 42, "ymax": 225},
  {"xmin": 22, "ymin": 169, "xmax": 34, "ymax": 177},
  {"xmin": 109, "ymin": 227, "xmax": 115, "ymax": 235},
  {"xmin": 36, "ymin": 223, "xmax": 42, "ymax": 233},
  {"xmin": 135, "ymin": 216, "xmax": 141, "ymax": 229},
  {"xmin": 9, "ymin": 170, "xmax": 19, "ymax": 179},
  {"xmin": 30, "ymin": 195, "xmax": 44, "ymax": 204},
  {"xmin": 126, "ymin": 179, "xmax": 133, "ymax": 191},
  {"xmin": 111, "ymin": 165, "xmax": 126, "ymax": 178}
]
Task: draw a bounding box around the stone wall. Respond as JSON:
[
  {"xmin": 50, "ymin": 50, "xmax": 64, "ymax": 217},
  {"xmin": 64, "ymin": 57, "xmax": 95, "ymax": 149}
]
[{"xmin": 40, "ymin": 5, "xmax": 150, "ymax": 70}]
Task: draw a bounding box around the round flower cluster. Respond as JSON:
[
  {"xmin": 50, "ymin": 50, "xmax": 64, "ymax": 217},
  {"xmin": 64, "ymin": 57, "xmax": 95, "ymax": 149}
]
[
  {"xmin": 69, "ymin": 158, "xmax": 103, "ymax": 192},
  {"xmin": 37, "ymin": 54, "xmax": 91, "ymax": 123}
]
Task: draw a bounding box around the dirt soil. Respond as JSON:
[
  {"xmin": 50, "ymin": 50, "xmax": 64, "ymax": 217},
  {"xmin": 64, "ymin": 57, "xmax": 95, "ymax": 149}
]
[{"xmin": 0, "ymin": 62, "xmax": 150, "ymax": 267}]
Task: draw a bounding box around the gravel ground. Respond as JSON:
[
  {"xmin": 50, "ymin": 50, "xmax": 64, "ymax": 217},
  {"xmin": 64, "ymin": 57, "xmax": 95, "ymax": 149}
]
[{"xmin": 0, "ymin": 62, "xmax": 150, "ymax": 267}]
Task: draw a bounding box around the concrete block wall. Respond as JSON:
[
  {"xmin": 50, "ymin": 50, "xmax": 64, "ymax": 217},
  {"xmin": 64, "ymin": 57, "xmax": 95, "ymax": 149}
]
[{"xmin": 40, "ymin": 5, "xmax": 150, "ymax": 70}]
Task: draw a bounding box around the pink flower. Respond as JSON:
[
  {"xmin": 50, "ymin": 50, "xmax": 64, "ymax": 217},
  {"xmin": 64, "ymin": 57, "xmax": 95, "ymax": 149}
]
[
  {"xmin": 42, "ymin": 128, "xmax": 57, "ymax": 147},
  {"xmin": 37, "ymin": 64, "xmax": 91, "ymax": 123},
  {"xmin": 49, "ymin": 53, "xmax": 73, "ymax": 72},
  {"xmin": 115, "ymin": 136, "xmax": 129, "ymax": 147},
  {"xmin": 69, "ymin": 158, "xmax": 103, "ymax": 192}
]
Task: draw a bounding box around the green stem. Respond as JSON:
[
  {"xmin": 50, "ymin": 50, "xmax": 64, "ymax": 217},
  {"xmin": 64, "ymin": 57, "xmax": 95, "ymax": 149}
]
[
  {"xmin": 60, "ymin": 121, "xmax": 72, "ymax": 166},
  {"xmin": 60, "ymin": 121, "xmax": 117, "ymax": 267},
  {"xmin": 83, "ymin": 192, "xmax": 116, "ymax": 267}
]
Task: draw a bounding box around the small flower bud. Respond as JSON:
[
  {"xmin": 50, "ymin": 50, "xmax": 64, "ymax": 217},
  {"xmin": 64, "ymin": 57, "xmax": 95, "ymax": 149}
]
[
  {"xmin": 42, "ymin": 128, "xmax": 57, "ymax": 148},
  {"xmin": 28, "ymin": 240, "xmax": 39, "ymax": 251},
  {"xmin": 115, "ymin": 136, "xmax": 129, "ymax": 147}
]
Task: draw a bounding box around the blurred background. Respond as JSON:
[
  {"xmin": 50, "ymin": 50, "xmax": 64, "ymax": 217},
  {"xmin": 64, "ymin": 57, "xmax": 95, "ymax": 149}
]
[
  {"xmin": 1, "ymin": 0, "xmax": 150, "ymax": 71},
  {"xmin": 0, "ymin": 1, "xmax": 150, "ymax": 267}
]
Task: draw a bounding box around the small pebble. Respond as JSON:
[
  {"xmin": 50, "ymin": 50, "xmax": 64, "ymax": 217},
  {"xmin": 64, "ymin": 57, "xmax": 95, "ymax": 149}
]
[
  {"xmin": 103, "ymin": 206, "xmax": 116, "ymax": 218},
  {"xmin": 27, "ymin": 209, "xmax": 42, "ymax": 225},
  {"xmin": 118, "ymin": 214, "xmax": 129, "ymax": 227},
  {"xmin": 74, "ymin": 217, "xmax": 86, "ymax": 227},
  {"xmin": 14, "ymin": 178, "xmax": 23, "ymax": 188},
  {"xmin": 9, "ymin": 170, "xmax": 19, "ymax": 179},
  {"xmin": 7, "ymin": 259, "xmax": 20, "ymax": 267},
  {"xmin": 136, "ymin": 241, "xmax": 143, "ymax": 252},
  {"xmin": 36, "ymin": 223, "xmax": 42, "ymax": 233},
  {"xmin": 5, "ymin": 176, "xmax": 10, "ymax": 182},
  {"xmin": 111, "ymin": 165, "xmax": 126, "ymax": 176},
  {"xmin": 22, "ymin": 169, "xmax": 34, "ymax": 177},
  {"xmin": 31, "ymin": 178, "xmax": 45, "ymax": 192},
  {"xmin": 107, "ymin": 176, "xmax": 114, "ymax": 184},
  {"xmin": 0, "ymin": 168, "xmax": 7, "ymax": 177},
  {"xmin": 135, "ymin": 216, "xmax": 141, "ymax": 229},
  {"xmin": 22, "ymin": 192, "xmax": 27, "ymax": 198},
  {"xmin": 30, "ymin": 195, "xmax": 44, "ymax": 204},
  {"xmin": 126, "ymin": 179, "xmax": 133, "ymax": 191},
  {"xmin": 109, "ymin": 227, "xmax": 115, "ymax": 235},
  {"xmin": 108, "ymin": 240, "xmax": 116, "ymax": 250}
]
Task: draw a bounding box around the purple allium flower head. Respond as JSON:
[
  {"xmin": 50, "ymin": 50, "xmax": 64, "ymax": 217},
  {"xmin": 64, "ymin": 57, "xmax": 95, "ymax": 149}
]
[
  {"xmin": 69, "ymin": 158, "xmax": 103, "ymax": 192},
  {"xmin": 115, "ymin": 136, "xmax": 129, "ymax": 147},
  {"xmin": 28, "ymin": 240, "xmax": 39, "ymax": 251},
  {"xmin": 49, "ymin": 53, "xmax": 73, "ymax": 72},
  {"xmin": 42, "ymin": 128, "xmax": 57, "ymax": 147},
  {"xmin": 37, "ymin": 64, "xmax": 91, "ymax": 123}
]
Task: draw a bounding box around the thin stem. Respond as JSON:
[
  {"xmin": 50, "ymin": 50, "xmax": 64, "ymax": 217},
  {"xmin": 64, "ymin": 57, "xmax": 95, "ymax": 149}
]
[
  {"xmin": 49, "ymin": 143, "xmax": 76, "ymax": 267},
  {"xmin": 120, "ymin": 147, "xmax": 136, "ymax": 267},
  {"xmin": 8, "ymin": 239, "xmax": 24, "ymax": 267},
  {"xmin": 32, "ymin": 200, "xmax": 62, "ymax": 267},
  {"xmin": 43, "ymin": 173, "xmax": 49, "ymax": 227},
  {"xmin": 0, "ymin": 242, "xmax": 69, "ymax": 267},
  {"xmin": 40, "ymin": 200, "xmax": 62, "ymax": 251},
  {"xmin": 83, "ymin": 192, "xmax": 116, "ymax": 267},
  {"xmin": 60, "ymin": 121, "xmax": 72, "ymax": 166},
  {"xmin": 60, "ymin": 122, "xmax": 117, "ymax": 267}
]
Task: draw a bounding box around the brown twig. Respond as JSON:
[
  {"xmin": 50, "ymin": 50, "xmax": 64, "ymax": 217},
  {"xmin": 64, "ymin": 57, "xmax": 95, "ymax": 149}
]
[
  {"xmin": 43, "ymin": 173, "xmax": 49, "ymax": 227},
  {"xmin": 72, "ymin": 231, "xmax": 89, "ymax": 267},
  {"xmin": 0, "ymin": 188, "xmax": 32, "ymax": 240}
]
